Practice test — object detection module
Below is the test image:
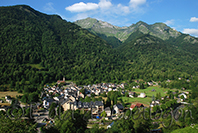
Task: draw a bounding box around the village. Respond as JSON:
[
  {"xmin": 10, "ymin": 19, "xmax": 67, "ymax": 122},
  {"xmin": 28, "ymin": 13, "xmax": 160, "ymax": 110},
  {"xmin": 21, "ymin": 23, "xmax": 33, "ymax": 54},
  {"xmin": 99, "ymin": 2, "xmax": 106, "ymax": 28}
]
[{"xmin": 0, "ymin": 77, "xmax": 191, "ymax": 130}]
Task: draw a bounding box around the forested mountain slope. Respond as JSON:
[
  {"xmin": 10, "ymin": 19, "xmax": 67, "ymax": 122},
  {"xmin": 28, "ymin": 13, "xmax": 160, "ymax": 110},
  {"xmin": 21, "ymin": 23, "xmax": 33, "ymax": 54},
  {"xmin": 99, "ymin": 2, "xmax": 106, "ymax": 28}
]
[
  {"xmin": 0, "ymin": 5, "xmax": 198, "ymax": 93},
  {"xmin": 0, "ymin": 5, "xmax": 124, "ymax": 91}
]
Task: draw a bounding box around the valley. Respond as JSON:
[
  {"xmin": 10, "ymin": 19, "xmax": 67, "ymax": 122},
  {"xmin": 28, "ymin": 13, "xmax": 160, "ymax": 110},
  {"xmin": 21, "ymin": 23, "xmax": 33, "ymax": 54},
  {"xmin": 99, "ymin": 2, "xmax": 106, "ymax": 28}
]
[{"xmin": 0, "ymin": 4, "xmax": 198, "ymax": 133}]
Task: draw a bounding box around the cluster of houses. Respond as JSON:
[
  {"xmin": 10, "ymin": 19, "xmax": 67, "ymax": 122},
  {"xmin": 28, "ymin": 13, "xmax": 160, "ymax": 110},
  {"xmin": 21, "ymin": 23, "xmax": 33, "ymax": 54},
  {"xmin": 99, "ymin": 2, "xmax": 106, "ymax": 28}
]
[{"xmin": 41, "ymin": 80, "xmax": 130, "ymax": 117}]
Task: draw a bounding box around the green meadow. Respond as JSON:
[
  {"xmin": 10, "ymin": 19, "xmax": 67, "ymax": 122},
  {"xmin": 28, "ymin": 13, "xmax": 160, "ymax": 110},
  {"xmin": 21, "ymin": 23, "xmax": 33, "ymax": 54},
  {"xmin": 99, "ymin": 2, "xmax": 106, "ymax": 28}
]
[{"xmin": 118, "ymin": 86, "xmax": 173, "ymax": 107}]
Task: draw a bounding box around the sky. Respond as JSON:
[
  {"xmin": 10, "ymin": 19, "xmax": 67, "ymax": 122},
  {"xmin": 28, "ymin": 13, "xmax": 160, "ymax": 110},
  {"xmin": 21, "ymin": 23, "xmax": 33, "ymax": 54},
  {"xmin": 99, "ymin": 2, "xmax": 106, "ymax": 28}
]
[{"xmin": 1, "ymin": 0, "xmax": 198, "ymax": 37}]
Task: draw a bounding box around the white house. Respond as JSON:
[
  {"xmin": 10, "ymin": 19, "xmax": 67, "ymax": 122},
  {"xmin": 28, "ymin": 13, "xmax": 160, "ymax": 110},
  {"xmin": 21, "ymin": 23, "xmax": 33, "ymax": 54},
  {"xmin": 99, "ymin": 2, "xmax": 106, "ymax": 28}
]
[
  {"xmin": 178, "ymin": 93, "xmax": 187, "ymax": 99},
  {"xmin": 138, "ymin": 93, "xmax": 146, "ymax": 98},
  {"xmin": 113, "ymin": 104, "xmax": 124, "ymax": 114},
  {"xmin": 104, "ymin": 107, "xmax": 111, "ymax": 117}
]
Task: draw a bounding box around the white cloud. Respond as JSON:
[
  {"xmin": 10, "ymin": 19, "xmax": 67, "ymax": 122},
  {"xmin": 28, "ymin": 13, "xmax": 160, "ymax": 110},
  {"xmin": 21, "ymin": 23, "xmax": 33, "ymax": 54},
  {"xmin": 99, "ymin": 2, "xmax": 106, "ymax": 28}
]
[
  {"xmin": 164, "ymin": 19, "xmax": 174, "ymax": 25},
  {"xmin": 117, "ymin": 4, "xmax": 130, "ymax": 14},
  {"xmin": 183, "ymin": 28, "xmax": 198, "ymax": 36},
  {"xmin": 129, "ymin": 0, "xmax": 147, "ymax": 8},
  {"xmin": 190, "ymin": 17, "xmax": 198, "ymax": 22},
  {"xmin": 65, "ymin": 2, "xmax": 99, "ymax": 12},
  {"xmin": 66, "ymin": 0, "xmax": 148, "ymax": 25},
  {"xmin": 98, "ymin": 0, "xmax": 112, "ymax": 9},
  {"xmin": 43, "ymin": 2, "xmax": 55, "ymax": 12}
]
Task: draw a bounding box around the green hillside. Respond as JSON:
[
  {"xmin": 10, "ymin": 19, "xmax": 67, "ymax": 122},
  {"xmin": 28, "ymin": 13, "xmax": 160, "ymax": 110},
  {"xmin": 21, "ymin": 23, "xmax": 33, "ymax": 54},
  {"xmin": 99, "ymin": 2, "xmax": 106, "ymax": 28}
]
[
  {"xmin": 118, "ymin": 34, "xmax": 198, "ymax": 78},
  {"xmin": 1, "ymin": 5, "xmax": 198, "ymax": 93},
  {"xmin": 0, "ymin": 5, "xmax": 125, "ymax": 91}
]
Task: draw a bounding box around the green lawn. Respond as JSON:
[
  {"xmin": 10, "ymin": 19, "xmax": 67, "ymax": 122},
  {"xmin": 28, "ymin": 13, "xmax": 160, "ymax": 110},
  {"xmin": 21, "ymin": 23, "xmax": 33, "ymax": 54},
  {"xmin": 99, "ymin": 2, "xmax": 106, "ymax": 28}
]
[
  {"xmin": 134, "ymin": 86, "xmax": 169, "ymax": 97},
  {"xmin": 119, "ymin": 86, "xmax": 172, "ymax": 106},
  {"xmin": 119, "ymin": 96, "xmax": 151, "ymax": 106}
]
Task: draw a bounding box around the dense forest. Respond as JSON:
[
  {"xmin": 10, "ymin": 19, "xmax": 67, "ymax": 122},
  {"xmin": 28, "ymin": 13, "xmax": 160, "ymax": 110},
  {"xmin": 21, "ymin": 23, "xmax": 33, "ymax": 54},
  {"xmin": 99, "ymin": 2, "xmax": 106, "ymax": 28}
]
[{"xmin": 0, "ymin": 5, "xmax": 198, "ymax": 96}]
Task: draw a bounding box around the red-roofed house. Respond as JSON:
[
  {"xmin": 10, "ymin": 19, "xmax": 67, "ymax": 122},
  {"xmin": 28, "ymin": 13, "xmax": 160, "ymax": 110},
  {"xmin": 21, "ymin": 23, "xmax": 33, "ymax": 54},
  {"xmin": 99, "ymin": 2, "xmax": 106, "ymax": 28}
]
[
  {"xmin": 130, "ymin": 103, "xmax": 144, "ymax": 110},
  {"xmin": 130, "ymin": 104, "xmax": 136, "ymax": 110}
]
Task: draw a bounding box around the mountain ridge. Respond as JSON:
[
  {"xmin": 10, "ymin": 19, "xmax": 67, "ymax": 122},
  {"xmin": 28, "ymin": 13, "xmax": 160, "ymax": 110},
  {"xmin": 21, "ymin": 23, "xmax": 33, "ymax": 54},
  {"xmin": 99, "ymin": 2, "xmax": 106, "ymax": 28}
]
[{"xmin": 75, "ymin": 17, "xmax": 183, "ymax": 41}]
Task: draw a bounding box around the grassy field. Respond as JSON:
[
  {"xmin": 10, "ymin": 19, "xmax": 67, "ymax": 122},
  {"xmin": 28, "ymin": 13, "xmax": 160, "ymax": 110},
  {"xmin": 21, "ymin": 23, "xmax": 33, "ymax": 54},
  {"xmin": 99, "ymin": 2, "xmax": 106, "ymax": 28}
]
[
  {"xmin": 0, "ymin": 91, "xmax": 23, "ymax": 99},
  {"xmin": 134, "ymin": 86, "xmax": 169, "ymax": 97},
  {"xmin": 0, "ymin": 91, "xmax": 23, "ymax": 106},
  {"xmin": 118, "ymin": 86, "xmax": 173, "ymax": 107}
]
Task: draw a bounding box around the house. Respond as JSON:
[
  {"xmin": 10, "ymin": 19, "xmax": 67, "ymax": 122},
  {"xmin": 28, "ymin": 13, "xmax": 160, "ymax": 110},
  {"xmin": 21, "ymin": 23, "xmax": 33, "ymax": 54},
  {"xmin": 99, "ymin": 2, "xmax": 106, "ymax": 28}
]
[
  {"xmin": 130, "ymin": 104, "xmax": 136, "ymax": 110},
  {"xmin": 167, "ymin": 79, "xmax": 171, "ymax": 82},
  {"xmin": 129, "ymin": 92, "xmax": 136, "ymax": 96},
  {"xmin": 150, "ymin": 100, "xmax": 160, "ymax": 107},
  {"xmin": 53, "ymin": 95, "xmax": 64, "ymax": 101},
  {"xmin": 113, "ymin": 104, "xmax": 124, "ymax": 114},
  {"xmin": 94, "ymin": 101, "xmax": 104, "ymax": 114},
  {"xmin": 108, "ymin": 88, "xmax": 112, "ymax": 92},
  {"xmin": 43, "ymin": 98, "xmax": 55, "ymax": 109},
  {"xmin": 61, "ymin": 100, "xmax": 104, "ymax": 114},
  {"xmin": 0, "ymin": 107, "xmax": 6, "ymax": 112},
  {"xmin": 57, "ymin": 77, "xmax": 66, "ymax": 84},
  {"xmin": 78, "ymin": 92, "xmax": 85, "ymax": 99},
  {"xmin": 130, "ymin": 103, "xmax": 144, "ymax": 110},
  {"xmin": 129, "ymin": 95, "xmax": 134, "ymax": 98},
  {"xmin": 107, "ymin": 122, "xmax": 114, "ymax": 129},
  {"xmin": 178, "ymin": 93, "xmax": 187, "ymax": 100},
  {"xmin": 148, "ymin": 82, "xmax": 153, "ymax": 86},
  {"xmin": 138, "ymin": 93, "xmax": 146, "ymax": 98},
  {"xmin": 104, "ymin": 107, "xmax": 111, "ymax": 117},
  {"xmin": 61, "ymin": 99, "xmax": 73, "ymax": 111},
  {"xmin": 5, "ymin": 95, "xmax": 12, "ymax": 104},
  {"xmin": 136, "ymin": 103, "xmax": 144, "ymax": 108},
  {"xmin": 69, "ymin": 95, "xmax": 76, "ymax": 102}
]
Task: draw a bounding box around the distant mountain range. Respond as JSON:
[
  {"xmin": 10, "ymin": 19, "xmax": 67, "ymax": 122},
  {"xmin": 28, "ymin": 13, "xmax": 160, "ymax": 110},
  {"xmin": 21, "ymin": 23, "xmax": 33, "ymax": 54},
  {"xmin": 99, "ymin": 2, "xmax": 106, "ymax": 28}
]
[
  {"xmin": 1, "ymin": 5, "xmax": 198, "ymax": 87},
  {"xmin": 75, "ymin": 18, "xmax": 198, "ymax": 50}
]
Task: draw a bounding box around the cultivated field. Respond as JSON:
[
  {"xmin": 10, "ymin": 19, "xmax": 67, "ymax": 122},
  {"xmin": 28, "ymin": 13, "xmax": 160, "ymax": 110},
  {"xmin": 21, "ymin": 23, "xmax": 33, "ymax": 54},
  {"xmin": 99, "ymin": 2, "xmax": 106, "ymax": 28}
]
[{"xmin": 0, "ymin": 91, "xmax": 23, "ymax": 99}]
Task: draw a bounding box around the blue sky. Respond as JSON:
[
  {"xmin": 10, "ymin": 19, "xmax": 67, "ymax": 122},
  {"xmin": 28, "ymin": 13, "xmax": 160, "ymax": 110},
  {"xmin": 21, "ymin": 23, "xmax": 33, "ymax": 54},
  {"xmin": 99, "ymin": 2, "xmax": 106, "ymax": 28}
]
[{"xmin": 1, "ymin": 0, "xmax": 198, "ymax": 37}]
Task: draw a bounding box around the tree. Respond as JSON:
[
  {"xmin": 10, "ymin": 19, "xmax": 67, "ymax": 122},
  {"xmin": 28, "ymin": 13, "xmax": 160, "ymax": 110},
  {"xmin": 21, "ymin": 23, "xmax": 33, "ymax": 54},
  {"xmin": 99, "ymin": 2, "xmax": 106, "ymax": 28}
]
[
  {"xmin": 152, "ymin": 95, "xmax": 155, "ymax": 101},
  {"xmin": 80, "ymin": 89, "xmax": 85, "ymax": 95},
  {"xmin": 113, "ymin": 95, "xmax": 118, "ymax": 105},
  {"xmin": 100, "ymin": 110, "xmax": 107, "ymax": 118},
  {"xmin": 20, "ymin": 94, "xmax": 29, "ymax": 103},
  {"xmin": 140, "ymin": 83, "xmax": 145, "ymax": 89},
  {"xmin": 49, "ymin": 103, "xmax": 57, "ymax": 119},
  {"xmin": 109, "ymin": 118, "xmax": 135, "ymax": 133},
  {"xmin": 84, "ymin": 96, "xmax": 91, "ymax": 102},
  {"xmin": 57, "ymin": 105, "xmax": 64, "ymax": 116},
  {"xmin": 101, "ymin": 92, "xmax": 107, "ymax": 97},
  {"xmin": 49, "ymin": 110, "xmax": 87, "ymax": 133},
  {"xmin": 133, "ymin": 117, "xmax": 152, "ymax": 133},
  {"xmin": 85, "ymin": 124, "xmax": 105, "ymax": 133},
  {"xmin": 0, "ymin": 112, "xmax": 37, "ymax": 132},
  {"xmin": 91, "ymin": 93, "xmax": 95, "ymax": 97},
  {"xmin": 105, "ymin": 97, "xmax": 111, "ymax": 107},
  {"xmin": 161, "ymin": 104, "xmax": 166, "ymax": 111},
  {"xmin": 29, "ymin": 92, "xmax": 39, "ymax": 103}
]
